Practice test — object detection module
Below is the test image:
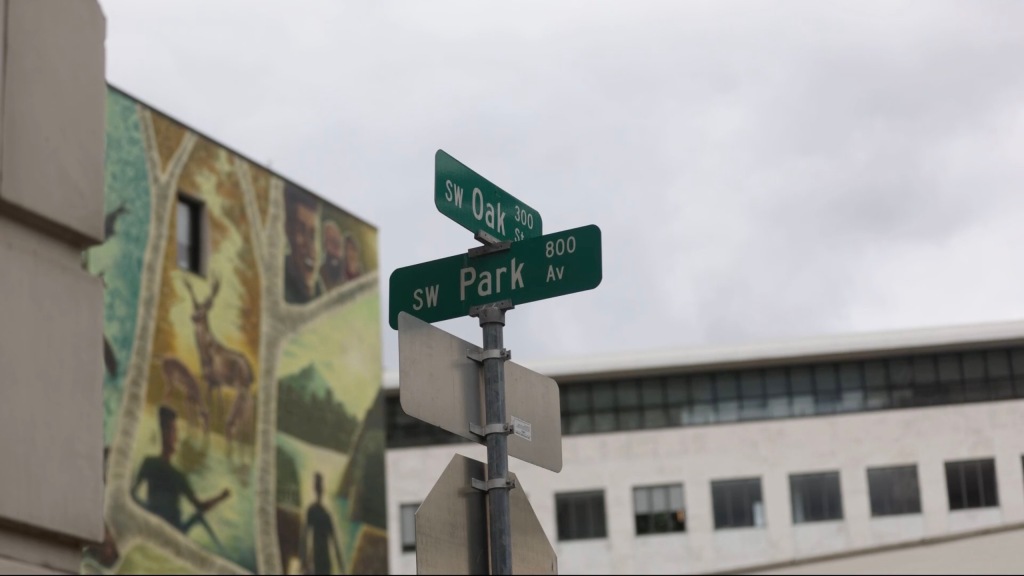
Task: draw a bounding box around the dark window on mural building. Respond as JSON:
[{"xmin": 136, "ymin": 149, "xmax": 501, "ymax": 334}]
[
  {"xmin": 400, "ymin": 503, "xmax": 419, "ymax": 552},
  {"xmin": 634, "ymin": 484, "xmax": 686, "ymax": 535},
  {"xmin": 556, "ymin": 491, "xmax": 607, "ymax": 541},
  {"xmin": 790, "ymin": 471, "xmax": 843, "ymax": 523},
  {"xmin": 712, "ymin": 477, "xmax": 764, "ymax": 529},
  {"xmin": 176, "ymin": 194, "xmax": 204, "ymax": 274},
  {"xmin": 946, "ymin": 458, "xmax": 999, "ymax": 510},
  {"xmin": 868, "ymin": 465, "xmax": 922, "ymax": 517}
]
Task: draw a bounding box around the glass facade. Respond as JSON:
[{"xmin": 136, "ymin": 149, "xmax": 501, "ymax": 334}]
[
  {"xmin": 385, "ymin": 394, "xmax": 467, "ymax": 448},
  {"xmin": 712, "ymin": 478, "xmax": 764, "ymax": 529},
  {"xmin": 790, "ymin": 472, "xmax": 843, "ymax": 523},
  {"xmin": 386, "ymin": 345, "xmax": 1024, "ymax": 448},
  {"xmin": 868, "ymin": 465, "xmax": 922, "ymax": 517},
  {"xmin": 634, "ymin": 484, "xmax": 686, "ymax": 535},
  {"xmin": 400, "ymin": 503, "xmax": 419, "ymax": 552},
  {"xmin": 175, "ymin": 195, "xmax": 203, "ymax": 274},
  {"xmin": 399, "ymin": 454, "xmax": 1024, "ymax": 546},
  {"xmin": 946, "ymin": 458, "xmax": 999, "ymax": 510},
  {"xmin": 556, "ymin": 491, "xmax": 607, "ymax": 541}
]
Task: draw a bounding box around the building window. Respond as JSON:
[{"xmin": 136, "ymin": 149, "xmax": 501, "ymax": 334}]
[
  {"xmin": 385, "ymin": 395, "xmax": 468, "ymax": 448},
  {"xmin": 946, "ymin": 458, "xmax": 999, "ymax": 510},
  {"xmin": 634, "ymin": 484, "xmax": 686, "ymax": 535},
  {"xmin": 1012, "ymin": 349, "xmax": 1024, "ymax": 397},
  {"xmin": 987, "ymin": 350, "xmax": 1014, "ymax": 399},
  {"xmin": 740, "ymin": 370, "xmax": 767, "ymax": 420},
  {"xmin": 390, "ymin": 346, "xmax": 1024, "ymax": 450},
  {"xmin": 556, "ymin": 491, "xmax": 606, "ymax": 541},
  {"xmin": 712, "ymin": 478, "xmax": 764, "ymax": 529},
  {"xmin": 790, "ymin": 471, "xmax": 843, "ymax": 523},
  {"xmin": 400, "ymin": 503, "xmax": 419, "ymax": 552},
  {"xmin": 868, "ymin": 465, "xmax": 922, "ymax": 517},
  {"xmin": 838, "ymin": 362, "xmax": 865, "ymax": 412},
  {"xmin": 962, "ymin": 352, "xmax": 988, "ymax": 402},
  {"xmin": 176, "ymin": 195, "xmax": 204, "ymax": 274}
]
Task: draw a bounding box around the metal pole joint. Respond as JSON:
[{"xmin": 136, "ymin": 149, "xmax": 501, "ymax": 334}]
[
  {"xmin": 471, "ymin": 476, "xmax": 517, "ymax": 492},
  {"xmin": 469, "ymin": 300, "xmax": 514, "ymax": 325},
  {"xmin": 468, "ymin": 232, "xmax": 511, "ymax": 258},
  {"xmin": 467, "ymin": 348, "xmax": 511, "ymax": 363},
  {"xmin": 469, "ymin": 421, "xmax": 513, "ymax": 439}
]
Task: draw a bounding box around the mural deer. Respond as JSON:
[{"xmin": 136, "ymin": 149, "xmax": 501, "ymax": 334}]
[
  {"xmin": 183, "ymin": 275, "xmax": 254, "ymax": 445},
  {"xmin": 160, "ymin": 356, "xmax": 209, "ymax": 432}
]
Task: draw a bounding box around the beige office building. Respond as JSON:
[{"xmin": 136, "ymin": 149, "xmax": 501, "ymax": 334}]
[{"xmin": 385, "ymin": 320, "xmax": 1024, "ymax": 574}]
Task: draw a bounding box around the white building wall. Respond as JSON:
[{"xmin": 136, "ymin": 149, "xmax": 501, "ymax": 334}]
[
  {"xmin": 749, "ymin": 524, "xmax": 1024, "ymax": 575},
  {"xmin": 387, "ymin": 398, "xmax": 1024, "ymax": 574}
]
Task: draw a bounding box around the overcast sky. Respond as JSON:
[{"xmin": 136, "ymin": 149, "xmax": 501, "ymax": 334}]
[{"xmin": 99, "ymin": 0, "xmax": 1024, "ymax": 372}]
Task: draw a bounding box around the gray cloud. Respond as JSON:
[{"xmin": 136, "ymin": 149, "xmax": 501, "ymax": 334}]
[{"xmin": 100, "ymin": 0, "xmax": 1024, "ymax": 370}]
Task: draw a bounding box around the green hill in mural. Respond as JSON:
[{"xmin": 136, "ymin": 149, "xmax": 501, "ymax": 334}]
[
  {"xmin": 277, "ymin": 364, "xmax": 359, "ymax": 453},
  {"xmin": 337, "ymin": 390, "xmax": 386, "ymax": 529},
  {"xmin": 282, "ymin": 363, "xmax": 332, "ymax": 399},
  {"xmin": 276, "ymin": 445, "xmax": 301, "ymax": 509}
]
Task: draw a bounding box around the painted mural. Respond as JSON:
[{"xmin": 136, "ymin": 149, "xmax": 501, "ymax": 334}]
[{"xmin": 82, "ymin": 88, "xmax": 386, "ymax": 575}]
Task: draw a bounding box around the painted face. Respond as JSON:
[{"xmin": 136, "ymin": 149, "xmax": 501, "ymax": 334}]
[
  {"xmin": 289, "ymin": 204, "xmax": 318, "ymax": 285},
  {"xmin": 345, "ymin": 238, "xmax": 361, "ymax": 278},
  {"xmin": 323, "ymin": 222, "xmax": 344, "ymax": 263},
  {"xmin": 163, "ymin": 421, "xmax": 178, "ymax": 457}
]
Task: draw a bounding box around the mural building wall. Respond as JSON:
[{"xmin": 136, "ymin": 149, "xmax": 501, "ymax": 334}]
[{"xmin": 81, "ymin": 88, "xmax": 386, "ymax": 575}]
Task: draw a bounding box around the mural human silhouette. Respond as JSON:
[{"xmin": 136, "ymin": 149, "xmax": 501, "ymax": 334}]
[
  {"xmin": 301, "ymin": 472, "xmax": 343, "ymax": 575},
  {"xmin": 131, "ymin": 406, "xmax": 231, "ymax": 548}
]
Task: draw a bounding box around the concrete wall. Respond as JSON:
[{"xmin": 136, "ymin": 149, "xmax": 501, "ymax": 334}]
[
  {"xmin": 0, "ymin": 0, "xmax": 107, "ymax": 243},
  {"xmin": 387, "ymin": 399, "xmax": 1024, "ymax": 574},
  {"xmin": 748, "ymin": 524, "xmax": 1024, "ymax": 575},
  {"xmin": 0, "ymin": 0, "xmax": 107, "ymax": 573}
]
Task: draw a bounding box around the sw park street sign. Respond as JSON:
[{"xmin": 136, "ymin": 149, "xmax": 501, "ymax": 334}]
[{"xmin": 388, "ymin": 224, "xmax": 602, "ymax": 329}]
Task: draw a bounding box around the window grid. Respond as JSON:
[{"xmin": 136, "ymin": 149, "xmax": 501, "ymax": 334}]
[
  {"xmin": 400, "ymin": 503, "xmax": 419, "ymax": 552},
  {"xmin": 790, "ymin": 472, "xmax": 843, "ymax": 523},
  {"xmin": 868, "ymin": 465, "xmax": 922, "ymax": 517},
  {"xmin": 712, "ymin": 478, "xmax": 764, "ymax": 530},
  {"xmin": 634, "ymin": 484, "xmax": 686, "ymax": 535},
  {"xmin": 176, "ymin": 195, "xmax": 203, "ymax": 274},
  {"xmin": 387, "ymin": 346, "xmax": 1024, "ymax": 448},
  {"xmin": 946, "ymin": 458, "xmax": 999, "ymax": 510},
  {"xmin": 556, "ymin": 491, "xmax": 607, "ymax": 541},
  {"xmin": 394, "ymin": 463, "xmax": 1009, "ymax": 541}
]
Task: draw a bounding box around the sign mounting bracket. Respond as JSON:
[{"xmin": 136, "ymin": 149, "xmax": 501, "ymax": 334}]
[
  {"xmin": 471, "ymin": 476, "xmax": 517, "ymax": 493},
  {"xmin": 469, "ymin": 422, "xmax": 512, "ymax": 438},
  {"xmin": 468, "ymin": 348, "xmax": 511, "ymax": 363},
  {"xmin": 468, "ymin": 235, "xmax": 511, "ymax": 258}
]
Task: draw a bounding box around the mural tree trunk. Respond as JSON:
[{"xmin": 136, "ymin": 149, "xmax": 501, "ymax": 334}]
[
  {"xmin": 104, "ymin": 108, "xmax": 247, "ymax": 573},
  {"xmin": 235, "ymin": 160, "xmax": 378, "ymax": 574}
]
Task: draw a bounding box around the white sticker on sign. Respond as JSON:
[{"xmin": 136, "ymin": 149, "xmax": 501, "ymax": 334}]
[{"xmin": 511, "ymin": 416, "xmax": 532, "ymax": 441}]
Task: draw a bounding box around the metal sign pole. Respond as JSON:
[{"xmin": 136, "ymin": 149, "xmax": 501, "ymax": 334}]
[{"xmin": 471, "ymin": 300, "xmax": 514, "ymax": 575}]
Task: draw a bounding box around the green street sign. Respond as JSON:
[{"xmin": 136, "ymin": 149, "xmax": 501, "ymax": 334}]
[
  {"xmin": 434, "ymin": 149, "xmax": 543, "ymax": 242},
  {"xmin": 389, "ymin": 225, "xmax": 601, "ymax": 329}
]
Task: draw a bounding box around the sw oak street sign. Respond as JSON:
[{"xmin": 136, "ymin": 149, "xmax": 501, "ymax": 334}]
[
  {"xmin": 388, "ymin": 224, "xmax": 602, "ymax": 329},
  {"xmin": 434, "ymin": 149, "xmax": 544, "ymax": 242}
]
